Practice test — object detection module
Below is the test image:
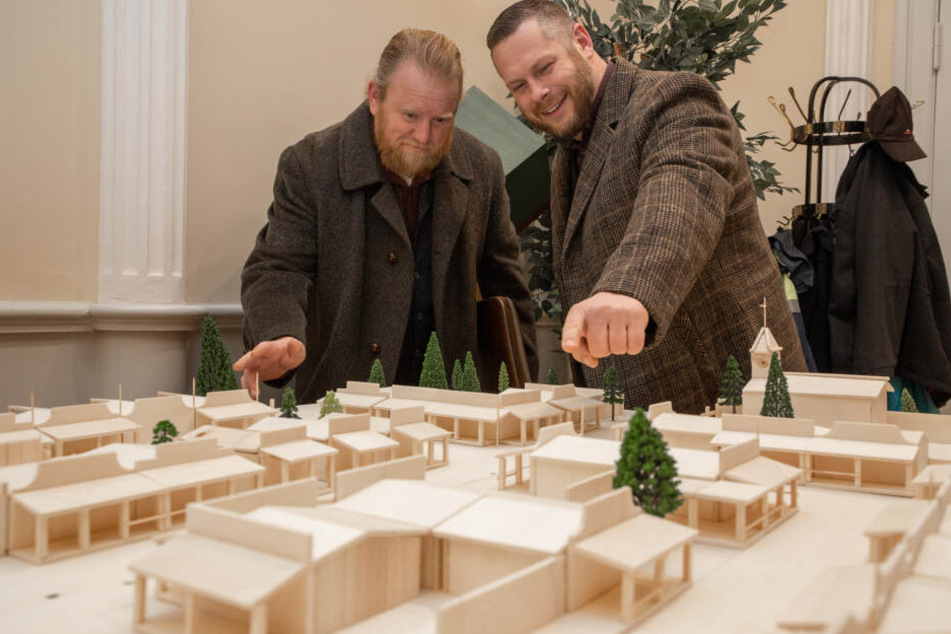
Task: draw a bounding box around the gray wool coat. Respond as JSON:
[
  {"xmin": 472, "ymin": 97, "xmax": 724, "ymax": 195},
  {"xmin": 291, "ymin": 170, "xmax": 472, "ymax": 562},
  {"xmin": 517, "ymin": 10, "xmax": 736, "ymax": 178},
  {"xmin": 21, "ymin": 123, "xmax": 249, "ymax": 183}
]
[
  {"xmin": 552, "ymin": 59, "xmax": 807, "ymax": 414},
  {"xmin": 241, "ymin": 102, "xmax": 537, "ymax": 403}
]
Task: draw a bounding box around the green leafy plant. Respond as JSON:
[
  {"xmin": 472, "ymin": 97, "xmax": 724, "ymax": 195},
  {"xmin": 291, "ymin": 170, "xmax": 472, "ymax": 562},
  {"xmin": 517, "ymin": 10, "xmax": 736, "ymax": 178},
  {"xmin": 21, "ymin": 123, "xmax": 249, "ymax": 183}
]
[
  {"xmin": 452, "ymin": 359, "xmax": 464, "ymax": 391},
  {"xmin": 151, "ymin": 420, "xmax": 178, "ymax": 445},
  {"xmin": 320, "ymin": 391, "xmax": 343, "ymax": 418},
  {"xmin": 279, "ymin": 387, "xmax": 301, "ymax": 419},
  {"xmin": 717, "ymin": 354, "xmax": 745, "ymax": 413},
  {"xmin": 602, "ymin": 365, "xmax": 625, "ymax": 420},
  {"xmin": 613, "ymin": 408, "xmax": 683, "ymax": 516},
  {"xmin": 419, "ymin": 332, "xmax": 449, "ymax": 389},
  {"xmin": 368, "ymin": 358, "xmax": 386, "ymax": 387},
  {"xmin": 760, "ymin": 352, "xmax": 793, "ymax": 417},
  {"xmin": 498, "ymin": 362, "xmax": 511, "ymax": 392},
  {"xmin": 547, "ymin": 366, "xmax": 560, "ymax": 384},
  {"xmin": 196, "ymin": 316, "xmax": 238, "ymax": 396},
  {"xmin": 519, "ymin": 0, "xmax": 796, "ymax": 323}
]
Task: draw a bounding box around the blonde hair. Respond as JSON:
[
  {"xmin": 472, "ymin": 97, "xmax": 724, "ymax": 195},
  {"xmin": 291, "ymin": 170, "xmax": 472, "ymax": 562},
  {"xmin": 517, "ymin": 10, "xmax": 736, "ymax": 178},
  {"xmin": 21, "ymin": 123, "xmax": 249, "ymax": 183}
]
[{"xmin": 375, "ymin": 29, "xmax": 463, "ymax": 99}]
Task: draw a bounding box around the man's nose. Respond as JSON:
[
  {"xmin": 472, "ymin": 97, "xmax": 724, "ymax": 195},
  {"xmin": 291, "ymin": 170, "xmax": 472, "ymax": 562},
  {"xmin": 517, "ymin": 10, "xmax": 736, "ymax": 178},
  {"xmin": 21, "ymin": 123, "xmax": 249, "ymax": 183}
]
[
  {"xmin": 530, "ymin": 81, "xmax": 550, "ymax": 104},
  {"xmin": 412, "ymin": 122, "xmax": 432, "ymax": 145}
]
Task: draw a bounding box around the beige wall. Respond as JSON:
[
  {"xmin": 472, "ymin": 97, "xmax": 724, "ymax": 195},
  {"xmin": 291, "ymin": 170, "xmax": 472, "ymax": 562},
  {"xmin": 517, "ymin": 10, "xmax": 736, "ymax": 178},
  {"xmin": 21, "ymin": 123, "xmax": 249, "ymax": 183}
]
[{"xmin": 0, "ymin": 0, "xmax": 101, "ymax": 302}]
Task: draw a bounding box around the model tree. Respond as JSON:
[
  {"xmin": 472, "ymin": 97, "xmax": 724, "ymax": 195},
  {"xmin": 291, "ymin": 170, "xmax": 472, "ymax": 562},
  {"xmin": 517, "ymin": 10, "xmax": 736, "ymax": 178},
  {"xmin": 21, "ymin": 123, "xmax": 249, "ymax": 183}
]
[
  {"xmin": 602, "ymin": 365, "xmax": 624, "ymax": 421},
  {"xmin": 498, "ymin": 362, "xmax": 510, "ymax": 393},
  {"xmin": 901, "ymin": 388, "xmax": 919, "ymax": 413},
  {"xmin": 718, "ymin": 355, "xmax": 745, "ymax": 414},
  {"xmin": 151, "ymin": 420, "xmax": 178, "ymax": 445},
  {"xmin": 319, "ymin": 391, "xmax": 343, "ymax": 418},
  {"xmin": 196, "ymin": 316, "xmax": 239, "ymax": 396},
  {"xmin": 613, "ymin": 408, "xmax": 683, "ymax": 517},
  {"xmin": 368, "ymin": 358, "xmax": 386, "ymax": 387},
  {"xmin": 279, "ymin": 387, "xmax": 301, "ymax": 419},
  {"xmin": 547, "ymin": 366, "xmax": 559, "ymax": 384},
  {"xmin": 461, "ymin": 351, "xmax": 481, "ymax": 392},
  {"xmin": 419, "ymin": 332, "xmax": 449, "ymax": 389},
  {"xmin": 760, "ymin": 352, "xmax": 794, "ymax": 418},
  {"xmin": 451, "ymin": 359, "xmax": 464, "ymax": 391}
]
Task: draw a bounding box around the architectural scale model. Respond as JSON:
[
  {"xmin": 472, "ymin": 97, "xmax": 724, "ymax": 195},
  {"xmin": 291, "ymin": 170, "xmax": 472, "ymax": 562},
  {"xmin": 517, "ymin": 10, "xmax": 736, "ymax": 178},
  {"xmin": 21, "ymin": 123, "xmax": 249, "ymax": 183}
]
[
  {"xmin": 128, "ymin": 473, "xmax": 698, "ymax": 634},
  {"xmin": 0, "ymin": 412, "xmax": 51, "ymax": 466},
  {"xmin": 194, "ymin": 389, "xmax": 276, "ymax": 429},
  {"xmin": 33, "ymin": 402, "xmax": 142, "ymax": 457},
  {"xmin": 0, "ymin": 437, "xmax": 263, "ymax": 564}
]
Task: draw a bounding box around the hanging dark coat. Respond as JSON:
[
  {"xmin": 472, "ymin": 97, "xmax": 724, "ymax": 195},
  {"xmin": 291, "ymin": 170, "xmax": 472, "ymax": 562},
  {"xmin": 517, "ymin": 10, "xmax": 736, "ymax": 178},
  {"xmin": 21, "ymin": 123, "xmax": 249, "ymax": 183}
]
[{"xmin": 830, "ymin": 141, "xmax": 951, "ymax": 406}]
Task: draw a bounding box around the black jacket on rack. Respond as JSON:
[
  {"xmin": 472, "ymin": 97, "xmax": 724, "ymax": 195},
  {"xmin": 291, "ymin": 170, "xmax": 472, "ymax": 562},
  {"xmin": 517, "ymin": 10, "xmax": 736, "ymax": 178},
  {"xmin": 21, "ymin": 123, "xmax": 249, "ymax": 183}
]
[{"xmin": 830, "ymin": 141, "xmax": 951, "ymax": 406}]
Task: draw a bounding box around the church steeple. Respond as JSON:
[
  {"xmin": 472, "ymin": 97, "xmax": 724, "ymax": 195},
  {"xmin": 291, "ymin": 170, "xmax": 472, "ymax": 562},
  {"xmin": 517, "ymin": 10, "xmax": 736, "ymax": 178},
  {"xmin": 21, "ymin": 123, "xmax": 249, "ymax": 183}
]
[{"xmin": 750, "ymin": 298, "xmax": 782, "ymax": 378}]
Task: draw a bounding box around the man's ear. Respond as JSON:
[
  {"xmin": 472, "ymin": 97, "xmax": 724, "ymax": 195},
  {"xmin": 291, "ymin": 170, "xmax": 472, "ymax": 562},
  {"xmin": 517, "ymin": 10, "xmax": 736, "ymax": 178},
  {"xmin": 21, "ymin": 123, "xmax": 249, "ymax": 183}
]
[
  {"xmin": 368, "ymin": 79, "xmax": 381, "ymax": 115},
  {"xmin": 572, "ymin": 23, "xmax": 595, "ymax": 58}
]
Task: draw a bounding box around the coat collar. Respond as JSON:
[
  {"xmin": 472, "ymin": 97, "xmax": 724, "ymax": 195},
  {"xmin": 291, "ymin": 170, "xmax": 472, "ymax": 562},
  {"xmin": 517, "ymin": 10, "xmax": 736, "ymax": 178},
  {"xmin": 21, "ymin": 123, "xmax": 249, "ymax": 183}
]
[{"xmin": 559, "ymin": 58, "xmax": 639, "ymax": 259}]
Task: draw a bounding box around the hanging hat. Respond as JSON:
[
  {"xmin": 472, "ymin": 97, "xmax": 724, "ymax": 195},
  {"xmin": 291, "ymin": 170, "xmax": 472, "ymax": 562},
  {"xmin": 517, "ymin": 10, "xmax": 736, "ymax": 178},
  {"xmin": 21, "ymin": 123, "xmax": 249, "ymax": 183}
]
[{"xmin": 866, "ymin": 86, "xmax": 926, "ymax": 162}]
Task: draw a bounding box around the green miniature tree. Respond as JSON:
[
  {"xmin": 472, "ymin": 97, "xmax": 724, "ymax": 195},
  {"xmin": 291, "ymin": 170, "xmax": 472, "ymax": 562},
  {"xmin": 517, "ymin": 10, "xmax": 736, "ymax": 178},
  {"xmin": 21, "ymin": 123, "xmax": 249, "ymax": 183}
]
[
  {"xmin": 195, "ymin": 316, "xmax": 238, "ymax": 396},
  {"xmin": 461, "ymin": 351, "xmax": 481, "ymax": 392},
  {"xmin": 498, "ymin": 362, "xmax": 510, "ymax": 393},
  {"xmin": 602, "ymin": 365, "xmax": 624, "ymax": 421},
  {"xmin": 368, "ymin": 358, "xmax": 386, "ymax": 387},
  {"xmin": 901, "ymin": 388, "xmax": 919, "ymax": 413},
  {"xmin": 718, "ymin": 355, "xmax": 745, "ymax": 414},
  {"xmin": 419, "ymin": 332, "xmax": 449, "ymax": 389},
  {"xmin": 760, "ymin": 352, "xmax": 794, "ymax": 418},
  {"xmin": 613, "ymin": 408, "xmax": 682, "ymax": 517},
  {"xmin": 451, "ymin": 359, "xmax": 464, "ymax": 391},
  {"xmin": 151, "ymin": 420, "xmax": 178, "ymax": 445},
  {"xmin": 547, "ymin": 366, "xmax": 559, "ymax": 384},
  {"xmin": 279, "ymin": 387, "xmax": 301, "ymax": 419},
  {"xmin": 319, "ymin": 391, "xmax": 343, "ymax": 418}
]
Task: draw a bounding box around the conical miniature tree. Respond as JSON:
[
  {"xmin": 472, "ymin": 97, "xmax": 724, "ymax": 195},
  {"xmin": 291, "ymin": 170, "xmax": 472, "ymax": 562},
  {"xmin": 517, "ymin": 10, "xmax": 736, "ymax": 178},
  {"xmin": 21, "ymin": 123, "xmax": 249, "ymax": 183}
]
[
  {"xmin": 152, "ymin": 420, "xmax": 178, "ymax": 445},
  {"xmin": 320, "ymin": 391, "xmax": 343, "ymax": 418},
  {"xmin": 901, "ymin": 388, "xmax": 919, "ymax": 413},
  {"xmin": 760, "ymin": 352, "xmax": 794, "ymax": 418},
  {"xmin": 613, "ymin": 408, "xmax": 683, "ymax": 517},
  {"xmin": 196, "ymin": 316, "xmax": 239, "ymax": 396},
  {"xmin": 368, "ymin": 358, "xmax": 386, "ymax": 387},
  {"xmin": 419, "ymin": 332, "xmax": 449, "ymax": 389},
  {"xmin": 718, "ymin": 355, "xmax": 745, "ymax": 414},
  {"xmin": 461, "ymin": 351, "xmax": 481, "ymax": 392},
  {"xmin": 279, "ymin": 387, "xmax": 301, "ymax": 419},
  {"xmin": 498, "ymin": 362, "xmax": 510, "ymax": 393},
  {"xmin": 451, "ymin": 359, "xmax": 464, "ymax": 391},
  {"xmin": 547, "ymin": 366, "xmax": 559, "ymax": 384},
  {"xmin": 602, "ymin": 365, "xmax": 624, "ymax": 421}
]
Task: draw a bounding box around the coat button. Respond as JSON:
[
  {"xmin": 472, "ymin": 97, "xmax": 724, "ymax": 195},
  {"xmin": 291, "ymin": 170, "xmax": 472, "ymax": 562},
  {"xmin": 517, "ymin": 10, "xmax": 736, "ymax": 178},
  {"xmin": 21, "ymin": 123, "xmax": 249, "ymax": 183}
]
[
  {"xmin": 387, "ymin": 253, "xmax": 398, "ymax": 264},
  {"xmin": 369, "ymin": 343, "xmax": 381, "ymax": 354}
]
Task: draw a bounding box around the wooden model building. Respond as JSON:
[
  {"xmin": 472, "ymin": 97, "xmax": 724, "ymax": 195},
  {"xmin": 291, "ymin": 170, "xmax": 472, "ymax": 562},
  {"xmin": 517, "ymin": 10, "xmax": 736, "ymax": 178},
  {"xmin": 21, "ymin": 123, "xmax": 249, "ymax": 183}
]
[
  {"xmin": 34, "ymin": 402, "xmax": 142, "ymax": 457},
  {"xmin": 332, "ymin": 380, "xmax": 390, "ymax": 414},
  {"xmin": 0, "ymin": 412, "xmax": 52, "ymax": 466},
  {"xmin": 195, "ymin": 389, "xmax": 276, "ymax": 429},
  {"xmin": 527, "ymin": 416, "xmax": 801, "ymax": 548},
  {"xmin": 128, "ymin": 475, "xmax": 698, "ymax": 634},
  {"xmin": 0, "ymin": 437, "xmax": 263, "ymax": 564}
]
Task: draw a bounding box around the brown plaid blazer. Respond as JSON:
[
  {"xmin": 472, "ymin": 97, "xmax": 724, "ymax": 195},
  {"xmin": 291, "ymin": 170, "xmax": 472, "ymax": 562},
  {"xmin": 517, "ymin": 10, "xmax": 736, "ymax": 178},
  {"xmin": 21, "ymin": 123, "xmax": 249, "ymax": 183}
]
[{"xmin": 552, "ymin": 59, "xmax": 807, "ymax": 413}]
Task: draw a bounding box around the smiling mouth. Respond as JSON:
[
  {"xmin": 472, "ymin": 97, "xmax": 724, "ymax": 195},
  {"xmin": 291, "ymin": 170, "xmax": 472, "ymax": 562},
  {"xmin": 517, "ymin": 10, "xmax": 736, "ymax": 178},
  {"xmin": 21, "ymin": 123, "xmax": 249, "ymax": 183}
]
[{"xmin": 541, "ymin": 97, "xmax": 565, "ymax": 116}]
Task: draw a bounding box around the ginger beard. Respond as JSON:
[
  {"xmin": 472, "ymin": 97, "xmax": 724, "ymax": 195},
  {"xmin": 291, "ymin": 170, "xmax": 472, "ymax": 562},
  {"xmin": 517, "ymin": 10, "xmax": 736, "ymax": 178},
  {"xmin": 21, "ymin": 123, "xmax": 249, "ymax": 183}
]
[
  {"xmin": 374, "ymin": 108, "xmax": 454, "ymax": 178},
  {"xmin": 526, "ymin": 46, "xmax": 595, "ymax": 142}
]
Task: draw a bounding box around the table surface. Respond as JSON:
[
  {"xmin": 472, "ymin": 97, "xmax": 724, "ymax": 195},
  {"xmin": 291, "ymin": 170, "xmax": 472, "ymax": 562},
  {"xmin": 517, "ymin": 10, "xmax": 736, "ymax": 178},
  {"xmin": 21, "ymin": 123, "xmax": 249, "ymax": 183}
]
[{"xmin": 0, "ymin": 424, "xmax": 941, "ymax": 634}]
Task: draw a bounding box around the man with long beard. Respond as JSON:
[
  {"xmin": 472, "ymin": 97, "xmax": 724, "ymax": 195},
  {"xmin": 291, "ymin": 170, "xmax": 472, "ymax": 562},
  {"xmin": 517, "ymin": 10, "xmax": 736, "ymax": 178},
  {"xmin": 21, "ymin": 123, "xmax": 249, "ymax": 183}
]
[
  {"xmin": 238, "ymin": 29, "xmax": 536, "ymax": 402},
  {"xmin": 488, "ymin": 0, "xmax": 806, "ymax": 413}
]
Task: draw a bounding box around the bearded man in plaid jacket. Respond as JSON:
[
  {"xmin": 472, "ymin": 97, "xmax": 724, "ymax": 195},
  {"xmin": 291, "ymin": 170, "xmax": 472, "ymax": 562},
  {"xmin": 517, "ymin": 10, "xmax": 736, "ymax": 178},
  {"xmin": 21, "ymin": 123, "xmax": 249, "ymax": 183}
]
[{"xmin": 489, "ymin": 0, "xmax": 806, "ymax": 413}]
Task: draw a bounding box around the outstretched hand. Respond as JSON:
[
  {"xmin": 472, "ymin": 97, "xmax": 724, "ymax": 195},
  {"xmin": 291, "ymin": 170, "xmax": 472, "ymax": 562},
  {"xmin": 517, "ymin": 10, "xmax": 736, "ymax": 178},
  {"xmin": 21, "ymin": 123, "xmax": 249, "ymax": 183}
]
[
  {"xmin": 233, "ymin": 336, "xmax": 306, "ymax": 398},
  {"xmin": 561, "ymin": 292, "xmax": 650, "ymax": 368}
]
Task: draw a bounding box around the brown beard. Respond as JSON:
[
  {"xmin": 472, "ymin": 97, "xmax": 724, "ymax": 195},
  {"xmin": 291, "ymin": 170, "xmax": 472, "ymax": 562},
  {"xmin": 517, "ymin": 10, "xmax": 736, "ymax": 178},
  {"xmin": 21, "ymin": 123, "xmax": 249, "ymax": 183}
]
[
  {"xmin": 528, "ymin": 46, "xmax": 595, "ymax": 142},
  {"xmin": 374, "ymin": 113, "xmax": 453, "ymax": 178}
]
